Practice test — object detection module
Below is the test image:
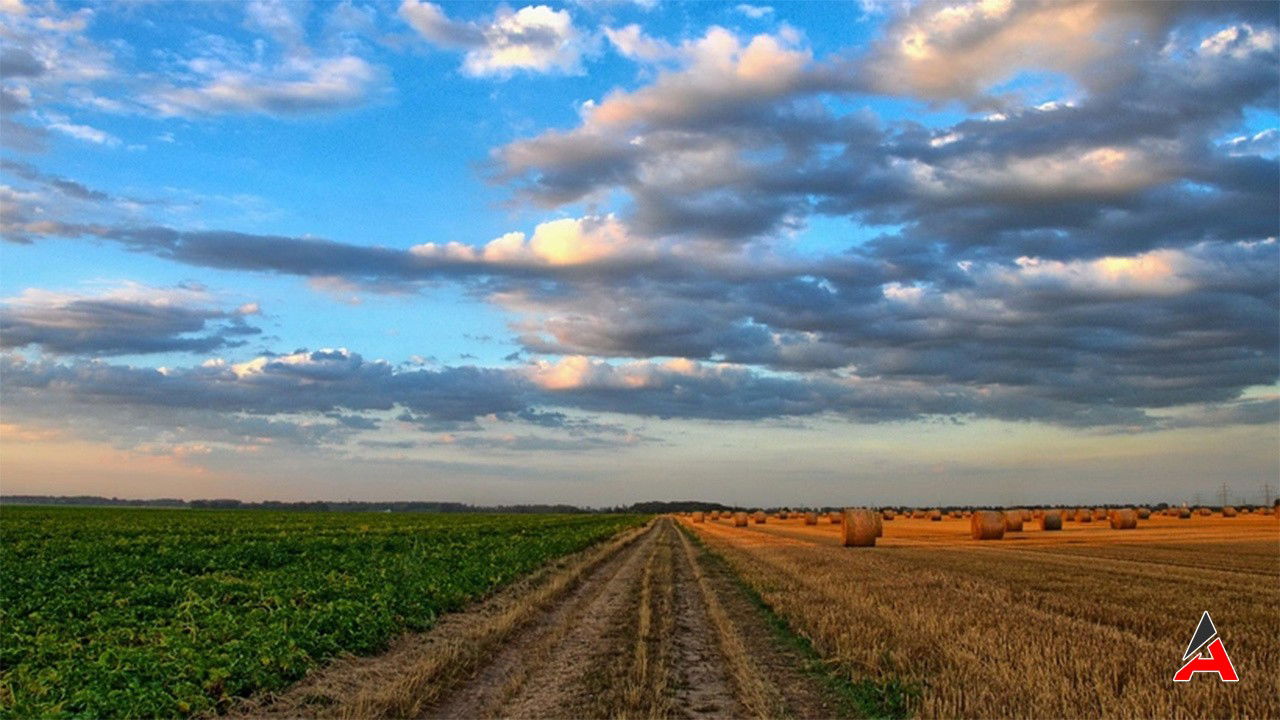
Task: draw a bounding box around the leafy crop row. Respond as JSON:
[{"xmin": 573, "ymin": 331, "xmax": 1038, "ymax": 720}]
[{"xmin": 0, "ymin": 507, "xmax": 645, "ymax": 718}]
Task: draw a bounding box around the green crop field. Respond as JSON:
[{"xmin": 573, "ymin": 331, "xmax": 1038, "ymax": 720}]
[{"xmin": 0, "ymin": 507, "xmax": 646, "ymax": 718}]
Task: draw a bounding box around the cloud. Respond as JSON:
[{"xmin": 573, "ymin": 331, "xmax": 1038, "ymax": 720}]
[
  {"xmin": 13, "ymin": 341, "xmax": 1266, "ymax": 442},
  {"xmin": 0, "ymin": 283, "xmax": 262, "ymax": 356},
  {"xmin": 0, "ymin": 45, "xmax": 46, "ymax": 77},
  {"xmin": 400, "ymin": 1, "xmax": 589, "ymax": 76},
  {"xmin": 494, "ymin": 10, "xmax": 1277, "ymax": 257},
  {"xmin": 604, "ymin": 24, "xmax": 677, "ymax": 62},
  {"xmin": 735, "ymin": 5, "xmax": 774, "ymax": 20},
  {"xmin": 3, "ymin": 3, "xmax": 1276, "ymax": 449},
  {"xmin": 0, "ymin": 0, "xmax": 386, "ymax": 127},
  {"xmin": 147, "ymin": 55, "xmax": 381, "ymax": 116},
  {"xmin": 857, "ymin": 0, "xmax": 1278, "ymax": 104},
  {"xmin": 411, "ymin": 214, "xmax": 644, "ymax": 266},
  {"xmin": 39, "ymin": 113, "xmax": 120, "ymax": 146},
  {"xmin": 0, "ymin": 159, "xmax": 110, "ymax": 201},
  {"xmin": 1224, "ymin": 128, "xmax": 1279, "ymax": 157}
]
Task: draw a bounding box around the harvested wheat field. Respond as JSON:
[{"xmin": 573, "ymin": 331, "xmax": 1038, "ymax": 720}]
[{"xmin": 684, "ymin": 512, "xmax": 1279, "ymax": 719}]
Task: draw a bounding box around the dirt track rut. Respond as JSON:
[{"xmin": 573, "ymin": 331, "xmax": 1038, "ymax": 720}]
[
  {"xmin": 233, "ymin": 518, "xmax": 836, "ymax": 719},
  {"xmin": 422, "ymin": 517, "xmax": 833, "ymax": 719}
]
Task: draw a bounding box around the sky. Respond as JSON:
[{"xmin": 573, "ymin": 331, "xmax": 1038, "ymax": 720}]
[{"xmin": 1, "ymin": 0, "xmax": 1277, "ymax": 507}]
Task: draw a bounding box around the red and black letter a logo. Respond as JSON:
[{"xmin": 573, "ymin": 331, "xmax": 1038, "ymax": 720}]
[{"xmin": 1173, "ymin": 611, "xmax": 1239, "ymax": 683}]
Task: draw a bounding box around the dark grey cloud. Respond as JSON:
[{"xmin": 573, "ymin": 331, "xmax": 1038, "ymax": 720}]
[
  {"xmin": 1, "ymin": 159, "xmax": 110, "ymax": 202},
  {"xmin": 0, "ymin": 46, "xmax": 45, "ymax": 78},
  {"xmin": 0, "ymin": 118, "xmax": 46, "ymax": 152},
  {"xmin": 0, "ymin": 287, "xmax": 261, "ymax": 356}
]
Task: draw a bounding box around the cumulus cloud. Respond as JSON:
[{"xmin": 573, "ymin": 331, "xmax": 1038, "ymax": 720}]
[
  {"xmin": 4, "ymin": 1, "xmax": 1278, "ymax": 449},
  {"xmin": 400, "ymin": 1, "xmax": 589, "ymax": 76},
  {"xmin": 857, "ymin": 0, "xmax": 1277, "ymax": 104},
  {"xmin": 411, "ymin": 214, "xmax": 643, "ymax": 266}
]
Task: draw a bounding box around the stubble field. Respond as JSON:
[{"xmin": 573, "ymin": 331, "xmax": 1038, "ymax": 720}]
[{"xmin": 682, "ymin": 511, "xmax": 1280, "ymax": 718}]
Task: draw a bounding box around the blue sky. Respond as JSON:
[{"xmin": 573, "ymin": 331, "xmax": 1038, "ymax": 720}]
[{"xmin": 1, "ymin": 0, "xmax": 1277, "ymax": 505}]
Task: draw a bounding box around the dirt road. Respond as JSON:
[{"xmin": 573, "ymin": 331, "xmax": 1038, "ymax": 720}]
[{"xmin": 239, "ymin": 517, "xmax": 839, "ymax": 719}]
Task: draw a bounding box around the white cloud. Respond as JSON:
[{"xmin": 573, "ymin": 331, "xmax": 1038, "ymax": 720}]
[
  {"xmin": 735, "ymin": 4, "xmax": 774, "ymax": 20},
  {"xmin": 604, "ymin": 24, "xmax": 676, "ymax": 62},
  {"xmin": 399, "ymin": 1, "xmax": 588, "ymax": 76},
  {"xmin": 41, "ymin": 113, "xmax": 120, "ymax": 146},
  {"xmin": 148, "ymin": 55, "xmax": 380, "ymax": 116},
  {"xmin": 410, "ymin": 214, "xmax": 644, "ymax": 267}
]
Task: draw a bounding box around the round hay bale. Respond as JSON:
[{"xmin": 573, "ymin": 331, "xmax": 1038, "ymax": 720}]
[
  {"xmin": 1004, "ymin": 510, "xmax": 1025, "ymax": 532},
  {"xmin": 874, "ymin": 512, "xmax": 884, "ymax": 537},
  {"xmin": 1110, "ymin": 508, "xmax": 1138, "ymax": 529},
  {"xmin": 1177, "ymin": 507, "xmax": 1191, "ymax": 518},
  {"xmin": 1091, "ymin": 508, "xmax": 1107, "ymax": 521},
  {"xmin": 830, "ymin": 511, "xmax": 842, "ymax": 524},
  {"xmin": 734, "ymin": 512, "xmax": 749, "ymax": 527},
  {"xmin": 778, "ymin": 511, "xmax": 789, "ymax": 520},
  {"xmin": 1021, "ymin": 509, "xmax": 1032, "ymax": 522},
  {"xmin": 753, "ymin": 511, "xmax": 766, "ymax": 524},
  {"xmin": 1222, "ymin": 506, "xmax": 1237, "ymax": 517},
  {"xmin": 841, "ymin": 508, "xmax": 878, "ymax": 547},
  {"xmin": 949, "ymin": 510, "xmax": 962, "ymax": 519},
  {"xmin": 1039, "ymin": 510, "xmax": 1063, "ymax": 531},
  {"xmin": 970, "ymin": 511, "xmax": 1005, "ymax": 540},
  {"xmin": 1076, "ymin": 509, "xmax": 1092, "ymax": 523},
  {"xmin": 804, "ymin": 511, "xmax": 818, "ymax": 525},
  {"xmin": 692, "ymin": 511, "xmax": 705, "ymax": 523},
  {"xmin": 1197, "ymin": 507, "xmax": 1211, "ymax": 516},
  {"xmin": 911, "ymin": 509, "xmax": 925, "ymax": 519},
  {"xmin": 882, "ymin": 509, "xmax": 896, "ymax": 520},
  {"xmin": 1136, "ymin": 508, "xmax": 1151, "ymax": 519},
  {"xmin": 928, "ymin": 509, "xmax": 942, "ymax": 521}
]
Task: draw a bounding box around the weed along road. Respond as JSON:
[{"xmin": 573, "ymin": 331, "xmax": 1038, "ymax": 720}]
[{"xmin": 239, "ymin": 517, "xmax": 851, "ymax": 719}]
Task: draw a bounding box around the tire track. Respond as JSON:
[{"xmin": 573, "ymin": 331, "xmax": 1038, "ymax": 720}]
[{"xmin": 422, "ymin": 518, "xmax": 836, "ymax": 719}]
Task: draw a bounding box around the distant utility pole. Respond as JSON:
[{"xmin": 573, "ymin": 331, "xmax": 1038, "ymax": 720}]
[
  {"xmin": 1218, "ymin": 482, "xmax": 1229, "ymax": 509},
  {"xmin": 1263, "ymin": 481, "xmax": 1275, "ymax": 507}
]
